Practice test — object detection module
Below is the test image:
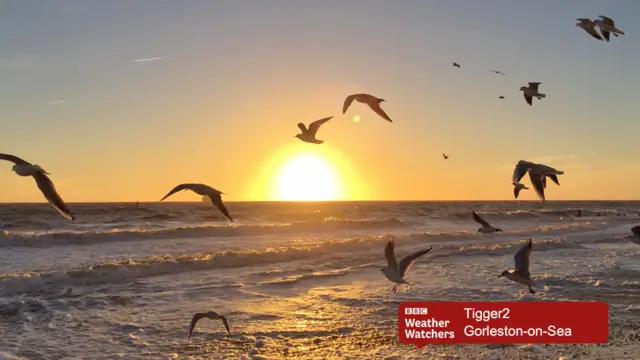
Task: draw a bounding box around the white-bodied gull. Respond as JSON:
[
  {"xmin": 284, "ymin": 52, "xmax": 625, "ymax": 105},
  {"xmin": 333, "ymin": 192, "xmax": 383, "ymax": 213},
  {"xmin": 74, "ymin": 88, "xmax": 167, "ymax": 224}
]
[
  {"xmin": 343, "ymin": 93, "xmax": 393, "ymax": 122},
  {"xmin": 160, "ymin": 183, "xmax": 233, "ymax": 222},
  {"xmin": 380, "ymin": 236, "xmax": 432, "ymax": 293},
  {"xmin": 512, "ymin": 160, "xmax": 564, "ymax": 202},
  {"xmin": 0, "ymin": 153, "xmax": 75, "ymax": 220},
  {"xmin": 472, "ymin": 210, "xmax": 503, "ymax": 233},
  {"xmin": 498, "ymin": 239, "xmax": 536, "ymax": 294},
  {"xmin": 295, "ymin": 116, "xmax": 333, "ymax": 144},
  {"xmin": 187, "ymin": 311, "xmax": 230, "ymax": 338}
]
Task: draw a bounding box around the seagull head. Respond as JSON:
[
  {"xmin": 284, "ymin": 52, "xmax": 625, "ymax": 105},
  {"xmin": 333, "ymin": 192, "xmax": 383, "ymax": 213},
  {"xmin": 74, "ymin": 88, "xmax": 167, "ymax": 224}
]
[
  {"xmin": 378, "ymin": 98, "xmax": 385, "ymax": 103},
  {"xmin": 10, "ymin": 165, "xmax": 17, "ymax": 172},
  {"xmin": 498, "ymin": 270, "xmax": 509, "ymax": 278},
  {"xmin": 496, "ymin": 228, "xmax": 503, "ymax": 232},
  {"xmin": 518, "ymin": 86, "xmax": 527, "ymax": 92}
]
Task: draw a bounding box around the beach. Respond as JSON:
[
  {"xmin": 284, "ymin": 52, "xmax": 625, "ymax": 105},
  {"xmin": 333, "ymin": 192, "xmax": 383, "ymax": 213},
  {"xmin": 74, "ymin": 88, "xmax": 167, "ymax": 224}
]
[{"xmin": 0, "ymin": 201, "xmax": 638, "ymax": 359}]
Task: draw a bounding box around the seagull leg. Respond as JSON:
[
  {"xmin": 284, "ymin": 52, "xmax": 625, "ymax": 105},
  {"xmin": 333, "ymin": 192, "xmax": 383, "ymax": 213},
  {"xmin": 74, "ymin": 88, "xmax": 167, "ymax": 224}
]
[
  {"xmin": 392, "ymin": 284, "xmax": 398, "ymax": 293},
  {"xmin": 528, "ymin": 286, "xmax": 536, "ymax": 295}
]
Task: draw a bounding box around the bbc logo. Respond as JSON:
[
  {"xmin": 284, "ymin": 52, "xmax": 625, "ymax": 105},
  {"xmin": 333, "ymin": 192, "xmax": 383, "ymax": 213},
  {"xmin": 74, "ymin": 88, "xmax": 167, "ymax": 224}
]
[{"xmin": 405, "ymin": 307, "xmax": 428, "ymax": 315}]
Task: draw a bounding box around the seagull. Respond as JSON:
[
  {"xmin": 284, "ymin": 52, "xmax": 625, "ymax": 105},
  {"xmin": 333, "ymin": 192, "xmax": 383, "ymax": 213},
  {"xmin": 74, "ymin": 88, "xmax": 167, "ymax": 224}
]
[
  {"xmin": 513, "ymin": 183, "xmax": 530, "ymax": 199},
  {"xmin": 594, "ymin": 15, "xmax": 625, "ymax": 42},
  {"xmin": 512, "ymin": 160, "xmax": 564, "ymax": 202},
  {"xmin": 490, "ymin": 70, "xmax": 505, "ymax": 76},
  {"xmin": 472, "ymin": 210, "xmax": 503, "ymax": 233},
  {"xmin": 160, "ymin": 183, "xmax": 233, "ymax": 222},
  {"xmin": 295, "ymin": 116, "xmax": 333, "ymax": 144},
  {"xmin": 575, "ymin": 18, "xmax": 605, "ymax": 41},
  {"xmin": 452, "ymin": 62, "xmax": 461, "ymax": 68},
  {"xmin": 380, "ymin": 236, "xmax": 432, "ymax": 293},
  {"xmin": 628, "ymin": 226, "xmax": 640, "ymax": 245},
  {"xmin": 499, "ymin": 239, "xmax": 536, "ymax": 294},
  {"xmin": 187, "ymin": 311, "xmax": 231, "ymax": 338},
  {"xmin": 442, "ymin": 153, "xmax": 449, "ymax": 160},
  {"xmin": 519, "ymin": 82, "xmax": 546, "ymax": 106},
  {"xmin": 498, "ymin": 96, "xmax": 506, "ymax": 99},
  {"xmin": 0, "ymin": 153, "xmax": 75, "ymax": 220},
  {"xmin": 342, "ymin": 93, "xmax": 392, "ymax": 122}
]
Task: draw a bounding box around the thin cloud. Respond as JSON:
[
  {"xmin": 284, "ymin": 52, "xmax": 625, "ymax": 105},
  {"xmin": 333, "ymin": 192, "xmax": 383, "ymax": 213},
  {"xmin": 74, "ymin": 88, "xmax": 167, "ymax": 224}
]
[
  {"xmin": 43, "ymin": 100, "xmax": 67, "ymax": 105},
  {"xmin": 132, "ymin": 56, "xmax": 168, "ymax": 63}
]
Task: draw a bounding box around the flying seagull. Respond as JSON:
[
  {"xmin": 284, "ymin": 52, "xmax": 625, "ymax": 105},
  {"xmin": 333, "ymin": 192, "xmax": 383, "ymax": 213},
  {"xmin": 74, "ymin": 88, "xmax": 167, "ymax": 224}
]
[
  {"xmin": 512, "ymin": 160, "xmax": 564, "ymax": 202},
  {"xmin": 442, "ymin": 153, "xmax": 449, "ymax": 160},
  {"xmin": 498, "ymin": 239, "xmax": 536, "ymax": 294},
  {"xmin": 628, "ymin": 226, "xmax": 640, "ymax": 245},
  {"xmin": 0, "ymin": 153, "xmax": 75, "ymax": 220},
  {"xmin": 295, "ymin": 116, "xmax": 333, "ymax": 144},
  {"xmin": 160, "ymin": 183, "xmax": 233, "ymax": 222},
  {"xmin": 575, "ymin": 18, "xmax": 605, "ymax": 41},
  {"xmin": 380, "ymin": 236, "xmax": 432, "ymax": 293},
  {"xmin": 472, "ymin": 210, "xmax": 503, "ymax": 233},
  {"xmin": 452, "ymin": 62, "xmax": 461, "ymax": 68},
  {"xmin": 594, "ymin": 15, "xmax": 625, "ymax": 42},
  {"xmin": 519, "ymin": 82, "xmax": 546, "ymax": 106},
  {"xmin": 342, "ymin": 93, "xmax": 392, "ymax": 122},
  {"xmin": 498, "ymin": 96, "xmax": 505, "ymax": 99},
  {"xmin": 490, "ymin": 70, "xmax": 505, "ymax": 76},
  {"xmin": 187, "ymin": 311, "xmax": 230, "ymax": 338},
  {"xmin": 513, "ymin": 183, "xmax": 530, "ymax": 199}
]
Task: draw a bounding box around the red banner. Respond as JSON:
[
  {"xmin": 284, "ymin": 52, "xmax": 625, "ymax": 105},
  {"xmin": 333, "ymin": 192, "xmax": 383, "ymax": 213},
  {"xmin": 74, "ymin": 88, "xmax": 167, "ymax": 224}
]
[{"xmin": 398, "ymin": 301, "xmax": 608, "ymax": 348}]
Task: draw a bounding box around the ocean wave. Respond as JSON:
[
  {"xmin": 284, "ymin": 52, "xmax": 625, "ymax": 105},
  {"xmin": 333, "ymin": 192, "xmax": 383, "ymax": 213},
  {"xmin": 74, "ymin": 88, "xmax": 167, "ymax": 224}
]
[
  {"xmin": 0, "ymin": 232, "xmax": 586, "ymax": 296},
  {"xmin": 0, "ymin": 217, "xmax": 405, "ymax": 248}
]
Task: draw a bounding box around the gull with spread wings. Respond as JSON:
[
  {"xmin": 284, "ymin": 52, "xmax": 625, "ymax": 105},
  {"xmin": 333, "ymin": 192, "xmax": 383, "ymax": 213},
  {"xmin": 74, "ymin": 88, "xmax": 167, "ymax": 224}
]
[
  {"xmin": 442, "ymin": 153, "xmax": 449, "ymax": 160},
  {"xmin": 380, "ymin": 236, "xmax": 432, "ymax": 293},
  {"xmin": 490, "ymin": 70, "xmax": 505, "ymax": 76},
  {"xmin": 575, "ymin": 18, "xmax": 605, "ymax": 41},
  {"xmin": 187, "ymin": 311, "xmax": 231, "ymax": 338},
  {"xmin": 498, "ymin": 239, "xmax": 536, "ymax": 294},
  {"xmin": 472, "ymin": 210, "xmax": 503, "ymax": 233},
  {"xmin": 342, "ymin": 93, "xmax": 393, "ymax": 122},
  {"xmin": 160, "ymin": 183, "xmax": 233, "ymax": 222},
  {"xmin": 512, "ymin": 160, "xmax": 564, "ymax": 202},
  {"xmin": 0, "ymin": 153, "xmax": 75, "ymax": 220},
  {"xmin": 594, "ymin": 15, "xmax": 625, "ymax": 42},
  {"xmin": 519, "ymin": 82, "xmax": 546, "ymax": 106},
  {"xmin": 295, "ymin": 116, "xmax": 333, "ymax": 144}
]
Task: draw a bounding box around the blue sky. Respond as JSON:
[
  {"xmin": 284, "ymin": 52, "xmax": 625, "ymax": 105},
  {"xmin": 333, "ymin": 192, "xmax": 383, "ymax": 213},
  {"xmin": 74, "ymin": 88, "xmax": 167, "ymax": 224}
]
[{"xmin": 0, "ymin": 1, "xmax": 639, "ymax": 201}]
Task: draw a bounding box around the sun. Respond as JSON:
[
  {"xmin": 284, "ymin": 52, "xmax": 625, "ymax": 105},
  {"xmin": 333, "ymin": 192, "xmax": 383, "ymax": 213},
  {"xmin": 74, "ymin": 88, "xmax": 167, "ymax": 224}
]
[{"xmin": 275, "ymin": 153, "xmax": 341, "ymax": 201}]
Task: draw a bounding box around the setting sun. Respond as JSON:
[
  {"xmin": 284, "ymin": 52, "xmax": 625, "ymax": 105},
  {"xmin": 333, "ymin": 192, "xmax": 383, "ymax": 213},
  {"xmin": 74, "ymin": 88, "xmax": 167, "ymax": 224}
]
[{"xmin": 275, "ymin": 154, "xmax": 341, "ymax": 200}]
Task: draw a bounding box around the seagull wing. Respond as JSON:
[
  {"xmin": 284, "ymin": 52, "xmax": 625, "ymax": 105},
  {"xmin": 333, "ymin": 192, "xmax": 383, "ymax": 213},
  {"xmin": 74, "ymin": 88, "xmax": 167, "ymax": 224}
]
[
  {"xmin": 207, "ymin": 192, "xmax": 233, "ymax": 222},
  {"xmin": 528, "ymin": 82, "xmax": 541, "ymax": 92},
  {"xmin": 342, "ymin": 94, "xmax": 357, "ymax": 114},
  {"xmin": 514, "ymin": 239, "xmax": 532, "ymax": 279},
  {"xmin": 600, "ymin": 28, "xmax": 611, "ymax": 41},
  {"xmin": 546, "ymin": 173, "xmax": 560, "ymax": 186},
  {"xmin": 472, "ymin": 210, "xmax": 492, "ymax": 227},
  {"xmin": 220, "ymin": 316, "xmax": 231, "ymax": 334},
  {"xmin": 188, "ymin": 313, "xmax": 207, "ymax": 338},
  {"xmin": 584, "ymin": 27, "xmax": 605, "ymax": 40},
  {"xmin": 160, "ymin": 183, "xmax": 197, "ymax": 201},
  {"xmin": 529, "ymin": 172, "xmax": 546, "ymax": 201},
  {"xmin": 368, "ymin": 102, "xmax": 393, "ymax": 122},
  {"xmin": 512, "ymin": 161, "xmax": 532, "ymax": 184},
  {"xmin": 398, "ymin": 246, "xmax": 432, "ymax": 277},
  {"xmin": 524, "ymin": 93, "xmax": 533, "ymax": 106},
  {"xmin": 0, "ymin": 153, "xmax": 32, "ymax": 166},
  {"xmin": 307, "ymin": 116, "xmax": 333, "ymax": 136},
  {"xmin": 297, "ymin": 123, "xmax": 308, "ymax": 133},
  {"xmin": 598, "ymin": 15, "xmax": 615, "ymax": 26},
  {"xmin": 32, "ymin": 172, "xmax": 75, "ymax": 220},
  {"xmin": 384, "ymin": 237, "xmax": 399, "ymax": 271}
]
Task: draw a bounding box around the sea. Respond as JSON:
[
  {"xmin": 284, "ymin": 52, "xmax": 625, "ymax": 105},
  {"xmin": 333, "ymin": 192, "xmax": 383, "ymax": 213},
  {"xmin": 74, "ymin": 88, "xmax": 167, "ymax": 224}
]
[{"xmin": 0, "ymin": 201, "xmax": 638, "ymax": 360}]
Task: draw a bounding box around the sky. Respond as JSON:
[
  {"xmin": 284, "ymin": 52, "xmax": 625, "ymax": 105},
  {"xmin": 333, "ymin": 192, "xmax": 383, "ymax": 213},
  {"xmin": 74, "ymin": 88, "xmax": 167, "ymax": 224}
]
[{"xmin": 1, "ymin": 0, "xmax": 640, "ymax": 202}]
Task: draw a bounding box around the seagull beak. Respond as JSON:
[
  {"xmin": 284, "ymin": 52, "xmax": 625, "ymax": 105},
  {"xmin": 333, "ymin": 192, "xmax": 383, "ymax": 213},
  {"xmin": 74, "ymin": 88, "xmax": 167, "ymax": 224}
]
[{"xmin": 497, "ymin": 274, "xmax": 503, "ymax": 278}]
